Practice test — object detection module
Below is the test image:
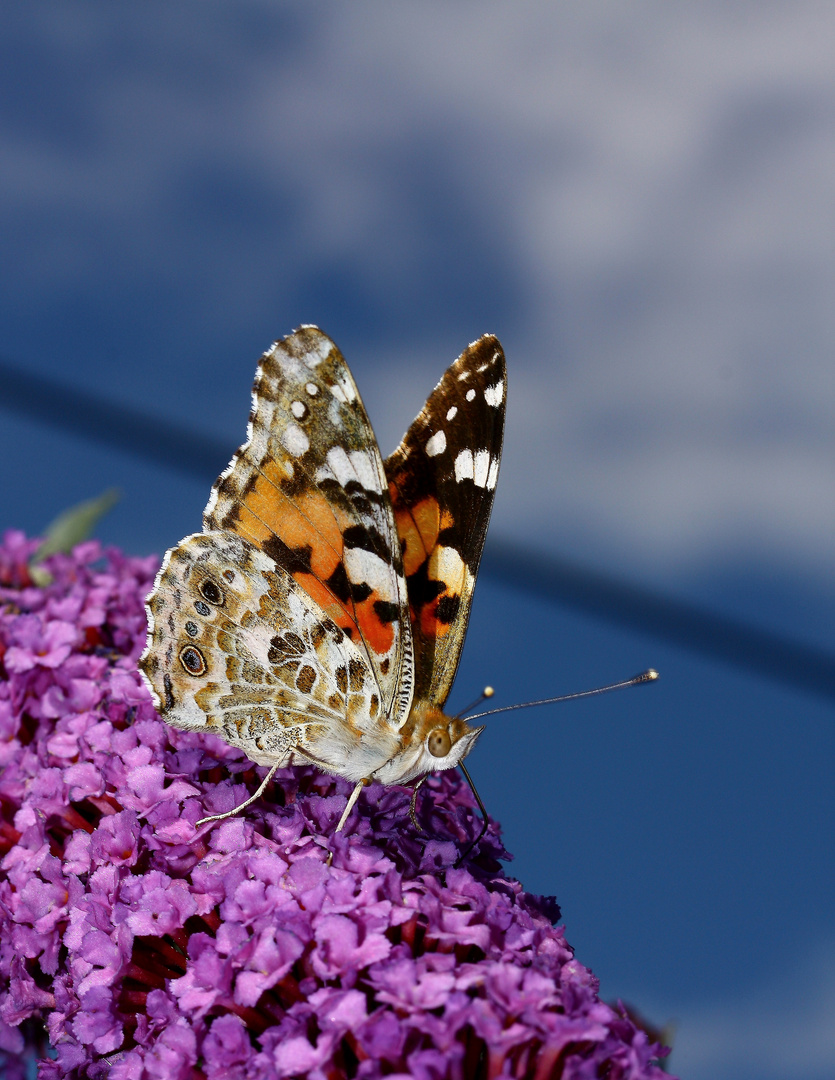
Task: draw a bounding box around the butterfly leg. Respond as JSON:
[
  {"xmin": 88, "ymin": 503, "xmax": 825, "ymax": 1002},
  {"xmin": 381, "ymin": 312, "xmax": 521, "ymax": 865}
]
[
  {"xmin": 323, "ymin": 778, "xmax": 367, "ymax": 867},
  {"xmin": 334, "ymin": 778, "xmax": 367, "ymax": 835},
  {"xmin": 196, "ymin": 763, "xmax": 279, "ymax": 827},
  {"xmin": 409, "ymin": 774, "xmax": 429, "ymax": 832}
]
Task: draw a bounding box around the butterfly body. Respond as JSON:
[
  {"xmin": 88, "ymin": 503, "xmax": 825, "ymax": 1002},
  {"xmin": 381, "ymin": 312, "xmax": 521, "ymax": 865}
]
[{"xmin": 140, "ymin": 326, "xmax": 504, "ymax": 820}]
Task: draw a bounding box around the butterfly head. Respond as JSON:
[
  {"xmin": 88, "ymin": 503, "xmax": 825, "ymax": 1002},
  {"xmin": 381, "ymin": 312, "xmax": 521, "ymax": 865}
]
[{"xmin": 374, "ymin": 703, "xmax": 484, "ymax": 786}]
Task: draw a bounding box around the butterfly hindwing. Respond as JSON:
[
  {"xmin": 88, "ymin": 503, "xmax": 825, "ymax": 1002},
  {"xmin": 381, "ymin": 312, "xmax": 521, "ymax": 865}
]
[
  {"xmin": 204, "ymin": 326, "xmax": 414, "ymax": 728},
  {"xmin": 384, "ymin": 335, "xmax": 506, "ymax": 707},
  {"xmin": 140, "ymin": 530, "xmax": 401, "ymax": 781}
]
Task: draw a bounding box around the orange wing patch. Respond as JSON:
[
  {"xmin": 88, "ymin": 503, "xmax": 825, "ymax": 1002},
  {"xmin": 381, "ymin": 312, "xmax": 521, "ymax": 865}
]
[
  {"xmin": 392, "ymin": 492, "xmax": 440, "ymax": 577},
  {"xmin": 391, "ymin": 491, "xmax": 464, "ymax": 642},
  {"xmin": 391, "ymin": 492, "xmax": 462, "ymax": 635},
  {"xmin": 293, "ymin": 569, "xmax": 395, "ymax": 657}
]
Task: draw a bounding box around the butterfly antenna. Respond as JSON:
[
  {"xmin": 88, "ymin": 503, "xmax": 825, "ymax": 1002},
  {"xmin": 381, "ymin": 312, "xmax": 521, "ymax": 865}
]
[
  {"xmin": 456, "ymin": 685, "xmax": 495, "ymax": 718},
  {"xmin": 452, "ymin": 671, "xmax": 657, "ymax": 863},
  {"xmin": 464, "ymin": 669, "xmax": 659, "ymax": 723}
]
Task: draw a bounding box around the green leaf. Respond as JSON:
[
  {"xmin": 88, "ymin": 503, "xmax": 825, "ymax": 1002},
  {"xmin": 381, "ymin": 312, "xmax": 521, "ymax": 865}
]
[{"xmin": 29, "ymin": 489, "xmax": 121, "ymax": 584}]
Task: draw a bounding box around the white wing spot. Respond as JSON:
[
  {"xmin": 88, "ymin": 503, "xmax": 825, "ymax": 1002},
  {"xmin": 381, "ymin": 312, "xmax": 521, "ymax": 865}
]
[
  {"xmin": 291, "ymin": 400, "xmax": 307, "ymax": 419},
  {"xmin": 316, "ymin": 446, "xmax": 382, "ymax": 493},
  {"xmin": 425, "ymin": 430, "xmax": 446, "ymax": 457},
  {"xmin": 327, "ymin": 397, "xmax": 344, "ymax": 429},
  {"xmin": 446, "ymin": 406, "xmax": 458, "ymax": 421},
  {"xmin": 473, "ymin": 449, "xmax": 490, "ymax": 488},
  {"xmin": 305, "ymin": 382, "xmax": 319, "ymax": 396},
  {"xmin": 282, "ymin": 423, "xmax": 309, "ymax": 457},
  {"xmin": 454, "ymin": 449, "xmax": 474, "ymax": 482},
  {"xmin": 304, "ymin": 339, "xmax": 333, "ymax": 368},
  {"xmin": 330, "ymin": 377, "xmax": 357, "ymax": 405},
  {"xmin": 466, "ymin": 388, "xmax": 476, "ymax": 401},
  {"xmin": 430, "ymin": 545, "xmax": 468, "ymax": 592},
  {"xmin": 316, "ymin": 446, "xmax": 350, "ymax": 486},
  {"xmin": 344, "ymin": 547, "xmax": 395, "ymax": 601},
  {"xmin": 486, "ymin": 458, "xmax": 499, "ymax": 490},
  {"xmin": 484, "ymin": 381, "xmax": 504, "ymax": 407},
  {"xmin": 348, "ymin": 449, "xmax": 382, "ymax": 493}
]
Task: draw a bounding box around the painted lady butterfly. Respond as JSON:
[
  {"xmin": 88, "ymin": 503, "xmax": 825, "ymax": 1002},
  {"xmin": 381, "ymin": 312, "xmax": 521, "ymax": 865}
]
[{"xmin": 139, "ymin": 326, "xmax": 505, "ymax": 844}]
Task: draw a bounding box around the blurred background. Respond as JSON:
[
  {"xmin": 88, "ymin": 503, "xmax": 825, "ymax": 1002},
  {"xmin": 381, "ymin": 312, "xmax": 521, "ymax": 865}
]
[{"xmin": 1, "ymin": 4, "xmax": 832, "ymax": 1076}]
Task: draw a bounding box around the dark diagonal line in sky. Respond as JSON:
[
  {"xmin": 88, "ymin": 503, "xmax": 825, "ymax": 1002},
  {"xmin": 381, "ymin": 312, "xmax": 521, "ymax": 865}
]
[
  {"xmin": 482, "ymin": 543, "xmax": 835, "ymax": 701},
  {"xmin": 0, "ymin": 357, "xmax": 230, "ymax": 479},
  {"xmin": 2, "ymin": 355, "xmax": 833, "ymax": 702}
]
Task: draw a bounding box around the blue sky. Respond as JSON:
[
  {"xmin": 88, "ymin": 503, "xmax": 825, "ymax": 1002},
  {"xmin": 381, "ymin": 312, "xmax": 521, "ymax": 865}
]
[{"xmin": 1, "ymin": 5, "xmax": 833, "ymax": 1077}]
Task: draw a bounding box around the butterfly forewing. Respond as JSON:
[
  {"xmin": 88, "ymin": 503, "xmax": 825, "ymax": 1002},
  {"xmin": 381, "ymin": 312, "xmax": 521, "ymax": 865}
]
[
  {"xmin": 384, "ymin": 335, "xmax": 506, "ymax": 707},
  {"xmin": 203, "ymin": 326, "xmax": 414, "ymax": 727}
]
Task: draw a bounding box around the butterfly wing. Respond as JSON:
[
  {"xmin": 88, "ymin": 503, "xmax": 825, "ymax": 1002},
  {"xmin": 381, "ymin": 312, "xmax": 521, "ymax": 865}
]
[
  {"xmin": 204, "ymin": 326, "xmax": 414, "ymax": 728},
  {"xmin": 140, "ymin": 530, "xmax": 400, "ymax": 780},
  {"xmin": 384, "ymin": 335, "xmax": 506, "ymax": 708}
]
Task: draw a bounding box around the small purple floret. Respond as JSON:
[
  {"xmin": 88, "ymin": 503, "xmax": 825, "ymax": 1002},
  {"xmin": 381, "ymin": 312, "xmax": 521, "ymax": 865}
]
[{"xmin": 0, "ymin": 531, "xmax": 674, "ymax": 1077}]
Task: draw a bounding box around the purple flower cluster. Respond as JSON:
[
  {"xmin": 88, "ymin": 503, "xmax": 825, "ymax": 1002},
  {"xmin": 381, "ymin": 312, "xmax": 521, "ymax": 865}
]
[{"xmin": 0, "ymin": 530, "xmax": 673, "ymax": 1079}]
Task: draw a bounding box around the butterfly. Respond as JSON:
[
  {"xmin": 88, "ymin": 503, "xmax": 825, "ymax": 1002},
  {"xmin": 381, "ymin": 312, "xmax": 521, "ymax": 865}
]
[{"xmin": 139, "ymin": 325, "xmax": 505, "ymax": 848}]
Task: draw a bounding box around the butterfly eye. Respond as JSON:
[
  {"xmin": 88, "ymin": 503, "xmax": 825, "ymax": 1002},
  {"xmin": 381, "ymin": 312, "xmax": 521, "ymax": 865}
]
[
  {"xmin": 199, "ymin": 580, "xmax": 224, "ymax": 605},
  {"xmin": 179, "ymin": 645, "xmax": 207, "ymax": 676},
  {"xmin": 427, "ymin": 728, "xmax": 452, "ymax": 758}
]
